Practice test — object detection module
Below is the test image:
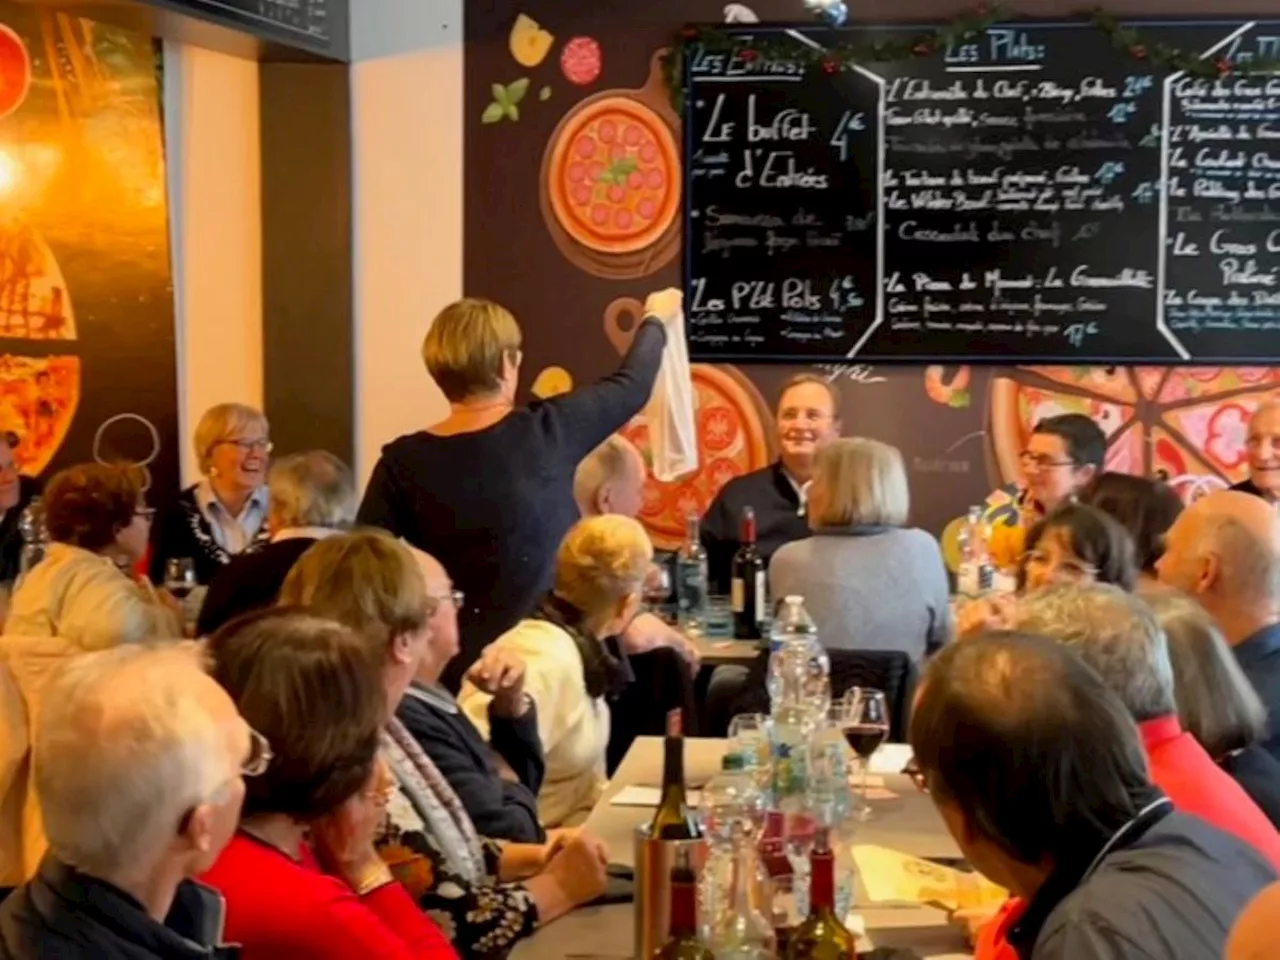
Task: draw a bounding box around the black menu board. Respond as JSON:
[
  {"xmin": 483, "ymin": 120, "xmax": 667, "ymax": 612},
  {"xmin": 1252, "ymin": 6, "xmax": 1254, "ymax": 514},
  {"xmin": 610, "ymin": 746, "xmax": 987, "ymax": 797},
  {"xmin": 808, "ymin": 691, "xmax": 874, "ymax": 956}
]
[
  {"xmin": 683, "ymin": 19, "xmax": 1280, "ymax": 363},
  {"xmin": 159, "ymin": 0, "xmax": 343, "ymax": 57}
]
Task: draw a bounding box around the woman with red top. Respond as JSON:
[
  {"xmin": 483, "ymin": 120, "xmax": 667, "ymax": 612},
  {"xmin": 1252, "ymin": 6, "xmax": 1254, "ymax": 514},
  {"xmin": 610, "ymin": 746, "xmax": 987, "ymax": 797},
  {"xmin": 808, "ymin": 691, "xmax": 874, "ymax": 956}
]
[{"xmin": 199, "ymin": 608, "xmax": 456, "ymax": 960}]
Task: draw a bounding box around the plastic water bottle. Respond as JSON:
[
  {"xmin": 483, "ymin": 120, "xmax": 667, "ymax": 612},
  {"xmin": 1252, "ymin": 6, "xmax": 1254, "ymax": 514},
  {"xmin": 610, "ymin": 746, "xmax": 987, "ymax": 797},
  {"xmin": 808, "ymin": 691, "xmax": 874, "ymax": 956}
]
[
  {"xmin": 768, "ymin": 596, "xmax": 830, "ymax": 724},
  {"xmin": 957, "ymin": 505, "xmax": 994, "ymax": 598},
  {"xmin": 16, "ymin": 497, "xmax": 46, "ymax": 587}
]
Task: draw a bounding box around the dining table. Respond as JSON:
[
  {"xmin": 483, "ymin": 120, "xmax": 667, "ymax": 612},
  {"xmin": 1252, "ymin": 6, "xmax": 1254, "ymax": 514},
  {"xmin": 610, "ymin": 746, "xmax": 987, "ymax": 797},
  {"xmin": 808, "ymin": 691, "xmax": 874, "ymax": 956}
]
[{"xmin": 512, "ymin": 737, "xmax": 973, "ymax": 959}]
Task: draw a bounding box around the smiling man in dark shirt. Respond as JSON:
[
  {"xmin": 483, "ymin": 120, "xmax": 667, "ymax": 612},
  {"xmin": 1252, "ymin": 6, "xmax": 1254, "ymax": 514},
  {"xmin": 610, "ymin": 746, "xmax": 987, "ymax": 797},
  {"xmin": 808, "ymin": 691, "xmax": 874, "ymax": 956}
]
[
  {"xmin": 701, "ymin": 374, "xmax": 841, "ymax": 594},
  {"xmin": 1158, "ymin": 490, "xmax": 1280, "ymax": 762}
]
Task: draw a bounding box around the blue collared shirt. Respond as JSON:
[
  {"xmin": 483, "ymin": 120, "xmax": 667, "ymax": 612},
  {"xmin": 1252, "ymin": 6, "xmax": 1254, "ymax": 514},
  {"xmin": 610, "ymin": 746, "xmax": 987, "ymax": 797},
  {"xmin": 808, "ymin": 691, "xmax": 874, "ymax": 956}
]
[
  {"xmin": 1235, "ymin": 621, "xmax": 1280, "ymax": 763},
  {"xmin": 194, "ymin": 479, "xmax": 268, "ymax": 555}
]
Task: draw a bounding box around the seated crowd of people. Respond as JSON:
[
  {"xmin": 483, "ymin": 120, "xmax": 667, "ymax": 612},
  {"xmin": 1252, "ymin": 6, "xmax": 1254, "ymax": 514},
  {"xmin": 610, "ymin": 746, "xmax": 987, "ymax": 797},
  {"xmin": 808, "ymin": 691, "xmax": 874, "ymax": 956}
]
[{"xmin": 0, "ymin": 286, "xmax": 1279, "ymax": 958}]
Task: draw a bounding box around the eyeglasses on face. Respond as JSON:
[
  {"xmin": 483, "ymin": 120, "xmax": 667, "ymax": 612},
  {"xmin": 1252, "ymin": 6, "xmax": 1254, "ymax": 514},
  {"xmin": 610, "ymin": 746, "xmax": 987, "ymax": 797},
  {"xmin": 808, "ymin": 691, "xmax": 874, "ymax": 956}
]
[
  {"xmin": 429, "ymin": 589, "xmax": 464, "ymax": 608},
  {"xmin": 1024, "ymin": 551, "xmax": 1098, "ymax": 580},
  {"xmin": 243, "ymin": 728, "xmax": 274, "ymax": 777},
  {"xmin": 1018, "ymin": 451, "xmax": 1077, "ymax": 470},
  {"xmin": 218, "ymin": 439, "xmax": 273, "ymax": 454}
]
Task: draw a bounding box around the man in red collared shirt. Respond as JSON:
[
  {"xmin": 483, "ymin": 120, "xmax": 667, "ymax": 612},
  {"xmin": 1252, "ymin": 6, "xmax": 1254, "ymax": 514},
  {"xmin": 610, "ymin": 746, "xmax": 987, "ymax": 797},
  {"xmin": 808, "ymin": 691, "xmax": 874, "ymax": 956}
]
[
  {"xmin": 964, "ymin": 583, "xmax": 1280, "ymax": 960},
  {"xmin": 1015, "ymin": 583, "xmax": 1280, "ymax": 868}
]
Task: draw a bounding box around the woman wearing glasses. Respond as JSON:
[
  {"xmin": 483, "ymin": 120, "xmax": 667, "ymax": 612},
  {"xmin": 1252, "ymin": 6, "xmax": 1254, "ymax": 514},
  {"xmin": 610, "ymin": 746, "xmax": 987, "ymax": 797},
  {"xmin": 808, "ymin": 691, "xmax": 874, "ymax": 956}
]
[
  {"xmin": 149, "ymin": 402, "xmax": 273, "ymax": 586},
  {"xmin": 6, "ymin": 463, "xmax": 181, "ymax": 647},
  {"xmin": 201, "ymin": 608, "xmax": 457, "ymax": 959}
]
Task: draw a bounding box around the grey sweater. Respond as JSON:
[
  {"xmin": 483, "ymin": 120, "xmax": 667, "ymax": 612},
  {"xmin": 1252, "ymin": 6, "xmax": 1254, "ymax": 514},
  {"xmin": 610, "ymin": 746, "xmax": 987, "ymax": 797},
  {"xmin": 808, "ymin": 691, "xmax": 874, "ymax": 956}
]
[{"xmin": 768, "ymin": 526, "xmax": 951, "ymax": 662}]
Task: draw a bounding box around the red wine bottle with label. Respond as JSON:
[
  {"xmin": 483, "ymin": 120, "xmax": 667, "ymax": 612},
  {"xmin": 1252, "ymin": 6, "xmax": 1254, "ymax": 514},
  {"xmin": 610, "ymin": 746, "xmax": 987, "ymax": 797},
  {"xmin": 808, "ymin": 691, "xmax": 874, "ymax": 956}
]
[{"xmin": 731, "ymin": 506, "xmax": 764, "ymax": 640}]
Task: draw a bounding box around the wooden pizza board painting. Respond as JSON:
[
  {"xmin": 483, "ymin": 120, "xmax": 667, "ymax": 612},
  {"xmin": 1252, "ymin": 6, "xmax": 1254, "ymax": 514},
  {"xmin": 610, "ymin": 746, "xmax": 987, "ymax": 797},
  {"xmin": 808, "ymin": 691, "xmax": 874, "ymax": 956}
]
[
  {"xmin": 987, "ymin": 367, "xmax": 1280, "ymax": 503},
  {"xmin": 540, "ymin": 50, "xmax": 682, "ymax": 280}
]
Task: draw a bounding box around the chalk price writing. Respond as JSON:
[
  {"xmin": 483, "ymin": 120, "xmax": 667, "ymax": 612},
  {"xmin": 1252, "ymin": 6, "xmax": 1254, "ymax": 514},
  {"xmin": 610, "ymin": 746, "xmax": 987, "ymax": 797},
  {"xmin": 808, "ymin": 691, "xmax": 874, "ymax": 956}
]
[
  {"xmin": 1094, "ymin": 161, "xmax": 1125, "ymax": 185},
  {"xmin": 1107, "ymin": 102, "xmax": 1138, "ymax": 124},
  {"xmin": 1122, "ymin": 75, "xmax": 1154, "ymax": 99},
  {"xmin": 1064, "ymin": 321, "xmax": 1100, "ymax": 347},
  {"xmin": 829, "ymin": 110, "xmax": 867, "ymax": 162},
  {"xmin": 829, "ymin": 276, "xmax": 866, "ymax": 311}
]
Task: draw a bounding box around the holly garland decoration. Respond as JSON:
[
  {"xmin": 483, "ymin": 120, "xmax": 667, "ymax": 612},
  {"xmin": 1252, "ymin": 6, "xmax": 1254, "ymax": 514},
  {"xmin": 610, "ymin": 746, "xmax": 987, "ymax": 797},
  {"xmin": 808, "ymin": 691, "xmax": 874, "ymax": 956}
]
[{"xmin": 661, "ymin": 3, "xmax": 1280, "ymax": 113}]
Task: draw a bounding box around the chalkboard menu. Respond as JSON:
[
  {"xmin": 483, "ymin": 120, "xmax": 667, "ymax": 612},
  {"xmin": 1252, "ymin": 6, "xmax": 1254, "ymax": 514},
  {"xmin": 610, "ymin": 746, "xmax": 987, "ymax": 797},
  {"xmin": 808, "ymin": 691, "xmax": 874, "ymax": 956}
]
[
  {"xmin": 161, "ymin": 0, "xmax": 343, "ymax": 57},
  {"xmin": 683, "ymin": 20, "xmax": 1280, "ymax": 363}
]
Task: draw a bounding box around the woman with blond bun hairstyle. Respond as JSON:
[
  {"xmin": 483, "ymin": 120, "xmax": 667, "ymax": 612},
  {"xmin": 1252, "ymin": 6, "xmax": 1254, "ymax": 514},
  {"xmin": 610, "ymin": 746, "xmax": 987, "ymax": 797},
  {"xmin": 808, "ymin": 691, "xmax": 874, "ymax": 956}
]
[
  {"xmin": 358, "ymin": 290, "xmax": 683, "ymax": 693},
  {"xmin": 460, "ymin": 515, "xmax": 653, "ymax": 827}
]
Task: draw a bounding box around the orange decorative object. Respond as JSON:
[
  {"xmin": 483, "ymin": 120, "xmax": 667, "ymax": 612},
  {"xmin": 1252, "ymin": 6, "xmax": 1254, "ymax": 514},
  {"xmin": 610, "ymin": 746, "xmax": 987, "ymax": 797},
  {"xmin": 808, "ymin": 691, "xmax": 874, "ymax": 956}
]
[
  {"xmin": 620, "ymin": 365, "xmax": 774, "ymax": 550},
  {"xmin": 0, "ymin": 24, "xmax": 31, "ymax": 119}
]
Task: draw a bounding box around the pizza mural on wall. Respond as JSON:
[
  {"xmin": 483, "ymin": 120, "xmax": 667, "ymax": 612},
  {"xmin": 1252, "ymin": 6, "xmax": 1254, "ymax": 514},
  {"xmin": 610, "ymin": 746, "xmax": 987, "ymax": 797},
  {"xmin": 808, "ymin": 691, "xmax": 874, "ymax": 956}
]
[{"xmin": 987, "ymin": 366, "xmax": 1280, "ymax": 504}]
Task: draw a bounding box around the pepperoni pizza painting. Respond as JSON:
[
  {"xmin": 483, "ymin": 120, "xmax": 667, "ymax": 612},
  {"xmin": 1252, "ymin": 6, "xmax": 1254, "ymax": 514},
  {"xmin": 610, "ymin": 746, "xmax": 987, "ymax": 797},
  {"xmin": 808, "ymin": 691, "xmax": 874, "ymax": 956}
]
[{"xmin": 540, "ymin": 51, "xmax": 682, "ymax": 279}]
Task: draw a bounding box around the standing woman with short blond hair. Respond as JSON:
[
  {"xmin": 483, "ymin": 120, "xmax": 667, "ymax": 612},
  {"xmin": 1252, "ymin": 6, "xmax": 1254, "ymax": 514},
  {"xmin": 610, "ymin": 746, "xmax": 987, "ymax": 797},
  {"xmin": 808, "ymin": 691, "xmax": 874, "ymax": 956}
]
[
  {"xmin": 150, "ymin": 402, "xmax": 273, "ymax": 585},
  {"xmin": 359, "ymin": 290, "xmax": 682, "ymax": 692}
]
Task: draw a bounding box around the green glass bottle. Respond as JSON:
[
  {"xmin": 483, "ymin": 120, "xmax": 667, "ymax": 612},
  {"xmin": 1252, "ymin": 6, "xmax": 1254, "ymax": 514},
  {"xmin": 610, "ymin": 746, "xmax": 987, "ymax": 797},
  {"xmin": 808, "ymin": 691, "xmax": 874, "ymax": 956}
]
[
  {"xmin": 650, "ymin": 709, "xmax": 702, "ymax": 840},
  {"xmin": 785, "ymin": 830, "xmax": 856, "ymax": 960}
]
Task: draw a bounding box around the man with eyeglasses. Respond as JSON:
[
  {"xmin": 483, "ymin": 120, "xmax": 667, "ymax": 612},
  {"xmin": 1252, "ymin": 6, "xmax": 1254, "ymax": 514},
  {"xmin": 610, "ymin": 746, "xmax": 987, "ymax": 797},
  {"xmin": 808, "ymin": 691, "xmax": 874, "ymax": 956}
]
[
  {"xmin": 395, "ymin": 548, "xmax": 550, "ymax": 844},
  {"xmin": 0, "ymin": 644, "xmax": 254, "ymax": 959},
  {"xmin": 984, "ymin": 413, "xmax": 1107, "ymax": 567}
]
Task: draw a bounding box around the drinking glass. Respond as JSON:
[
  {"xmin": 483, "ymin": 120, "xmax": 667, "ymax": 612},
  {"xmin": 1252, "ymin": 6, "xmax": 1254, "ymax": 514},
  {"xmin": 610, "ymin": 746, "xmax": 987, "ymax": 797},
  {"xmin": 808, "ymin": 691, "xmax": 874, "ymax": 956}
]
[
  {"xmin": 728, "ymin": 713, "xmax": 771, "ymax": 793},
  {"xmin": 164, "ymin": 558, "xmax": 197, "ymax": 600},
  {"xmin": 644, "ymin": 563, "xmax": 673, "ymax": 620},
  {"xmin": 842, "ymin": 687, "xmax": 889, "ymax": 822}
]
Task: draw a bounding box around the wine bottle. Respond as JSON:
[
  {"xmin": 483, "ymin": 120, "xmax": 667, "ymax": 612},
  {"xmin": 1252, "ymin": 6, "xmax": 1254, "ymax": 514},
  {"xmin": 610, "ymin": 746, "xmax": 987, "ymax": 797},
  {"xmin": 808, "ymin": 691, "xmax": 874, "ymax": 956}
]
[
  {"xmin": 676, "ymin": 512, "xmax": 709, "ymax": 633},
  {"xmin": 785, "ymin": 830, "xmax": 856, "ymax": 959},
  {"xmin": 650, "ymin": 709, "xmax": 702, "ymax": 840},
  {"xmin": 653, "ymin": 862, "xmax": 713, "ymax": 959},
  {"xmin": 731, "ymin": 507, "xmax": 764, "ymax": 640}
]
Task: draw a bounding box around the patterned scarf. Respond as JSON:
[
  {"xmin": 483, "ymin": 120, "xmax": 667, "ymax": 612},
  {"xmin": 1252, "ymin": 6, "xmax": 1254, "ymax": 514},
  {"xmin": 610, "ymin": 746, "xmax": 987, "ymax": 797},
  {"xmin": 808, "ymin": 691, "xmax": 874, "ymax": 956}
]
[
  {"xmin": 531, "ymin": 592, "xmax": 632, "ymax": 700},
  {"xmin": 381, "ymin": 719, "xmax": 486, "ymax": 883}
]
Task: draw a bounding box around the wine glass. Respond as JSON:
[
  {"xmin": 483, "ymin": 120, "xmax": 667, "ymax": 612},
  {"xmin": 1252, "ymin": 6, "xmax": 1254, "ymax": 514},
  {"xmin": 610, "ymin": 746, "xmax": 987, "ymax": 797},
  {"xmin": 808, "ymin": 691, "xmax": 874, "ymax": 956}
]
[
  {"xmin": 644, "ymin": 563, "xmax": 673, "ymax": 620},
  {"xmin": 842, "ymin": 687, "xmax": 889, "ymax": 822},
  {"xmin": 164, "ymin": 557, "xmax": 197, "ymax": 601}
]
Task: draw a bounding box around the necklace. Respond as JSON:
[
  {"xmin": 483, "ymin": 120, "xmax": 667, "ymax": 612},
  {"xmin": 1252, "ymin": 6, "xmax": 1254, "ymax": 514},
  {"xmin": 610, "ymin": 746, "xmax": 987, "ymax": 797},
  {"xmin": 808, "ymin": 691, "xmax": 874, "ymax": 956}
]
[{"xmin": 238, "ymin": 823, "xmax": 303, "ymax": 863}]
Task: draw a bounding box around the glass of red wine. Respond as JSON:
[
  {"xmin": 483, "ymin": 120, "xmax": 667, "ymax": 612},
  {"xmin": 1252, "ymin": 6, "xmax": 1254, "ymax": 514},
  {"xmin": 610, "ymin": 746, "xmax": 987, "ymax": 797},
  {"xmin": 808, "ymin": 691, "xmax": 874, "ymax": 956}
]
[
  {"xmin": 842, "ymin": 687, "xmax": 889, "ymax": 821},
  {"xmin": 164, "ymin": 557, "xmax": 197, "ymax": 601}
]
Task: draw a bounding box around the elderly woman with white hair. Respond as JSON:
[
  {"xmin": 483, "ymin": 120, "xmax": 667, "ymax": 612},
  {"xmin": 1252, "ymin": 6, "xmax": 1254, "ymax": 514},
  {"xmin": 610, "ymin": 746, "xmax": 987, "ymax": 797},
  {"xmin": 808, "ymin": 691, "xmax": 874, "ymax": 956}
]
[
  {"xmin": 149, "ymin": 403, "xmax": 273, "ymax": 586},
  {"xmin": 196, "ymin": 451, "xmax": 355, "ymax": 635},
  {"xmin": 769, "ymin": 437, "xmax": 951, "ymax": 662},
  {"xmin": 461, "ymin": 514, "xmax": 654, "ymax": 827}
]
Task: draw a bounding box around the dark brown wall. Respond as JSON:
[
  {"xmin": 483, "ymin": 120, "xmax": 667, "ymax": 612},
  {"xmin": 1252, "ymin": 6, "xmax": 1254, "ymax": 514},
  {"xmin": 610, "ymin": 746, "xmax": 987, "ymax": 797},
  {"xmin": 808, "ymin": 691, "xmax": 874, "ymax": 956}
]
[{"xmin": 259, "ymin": 62, "xmax": 354, "ymax": 464}]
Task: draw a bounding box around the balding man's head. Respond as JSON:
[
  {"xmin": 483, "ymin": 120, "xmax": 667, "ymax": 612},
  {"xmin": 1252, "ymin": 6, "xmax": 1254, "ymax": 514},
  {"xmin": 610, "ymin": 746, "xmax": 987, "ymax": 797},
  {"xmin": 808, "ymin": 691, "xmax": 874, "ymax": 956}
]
[
  {"xmin": 574, "ymin": 435, "xmax": 646, "ymax": 519},
  {"xmin": 1013, "ymin": 582, "xmax": 1175, "ymax": 723},
  {"xmin": 911, "ymin": 631, "xmax": 1152, "ymax": 892},
  {"xmin": 1157, "ymin": 491, "xmax": 1280, "ymax": 637},
  {"xmin": 36, "ymin": 644, "xmax": 249, "ymax": 885}
]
